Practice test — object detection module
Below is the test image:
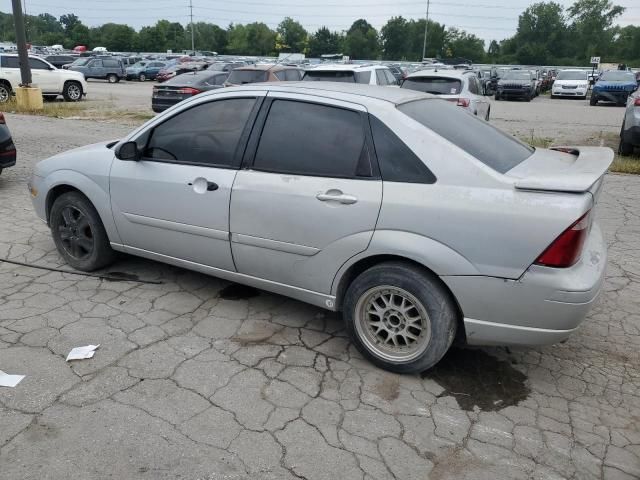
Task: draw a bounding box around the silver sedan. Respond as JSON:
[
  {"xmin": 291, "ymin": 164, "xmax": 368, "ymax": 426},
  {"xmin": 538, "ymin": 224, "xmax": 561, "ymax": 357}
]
[{"xmin": 29, "ymin": 83, "xmax": 611, "ymax": 373}]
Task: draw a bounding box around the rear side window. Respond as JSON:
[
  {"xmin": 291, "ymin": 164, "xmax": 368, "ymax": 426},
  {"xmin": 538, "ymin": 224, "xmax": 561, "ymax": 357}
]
[
  {"xmin": 376, "ymin": 69, "xmax": 387, "ymax": 85},
  {"xmin": 403, "ymin": 77, "xmax": 462, "ymax": 95},
  {"xmin": 384, "ymin": 69, "xmax": 397, "ymax": 85},
  {"xmin": 355, "ymin": 71, "xmax": 371, "ymax": 84},
  {"xmin": 285, "ymin": 69, "xmax": 302, "ymax": 81},
  {"xmin": 227, "ymin": 70, "xmax": 268, "ymax": 84},
  {"xmin": 398, "ymin": 99, "xmax": 533, "ymax": 173},
  {"xmin": 103, "ymin": 59, "xmax": 119, "ymax": 68},
  {"xmin": 253, "ymin": 100, "xmax": 367, "ymax": 178},
  {"xmin": 1, "ymin": 56, "xmax": 20, "ymax": 68},
  {"xmin": 28, "ymin": 58, "xmax": 49, "ymax": 70},
  {"xmin": 370, "ymin": 116, "xmax": 435, "ymax": 184}
]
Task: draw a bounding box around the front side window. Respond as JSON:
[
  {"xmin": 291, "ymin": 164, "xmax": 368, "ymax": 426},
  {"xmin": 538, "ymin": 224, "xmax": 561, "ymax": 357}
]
[
  {"xmin": 28, "ymin": 58, "xmax": 49, "ymax": 70},
  {"xmin": 1, "ymin": 57, "xmax": 20, "ymax": 68},
  {"xmin": 253, "ymin": 100, "xmax": 367, "ymax": 178},
  {"xmin": 143, "ymin": 98, "xmax": 256, "ymax": 168}
]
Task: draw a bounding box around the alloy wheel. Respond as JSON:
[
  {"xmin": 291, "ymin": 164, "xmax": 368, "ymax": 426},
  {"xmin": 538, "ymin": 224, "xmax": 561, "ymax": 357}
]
[
  {"xmin": 354, "ymin": 286, "xmax": 432, "ymax": 363},
  {"xmin": 0, "ymin": 85, "xmax": 10, "ymax": 102},
  {"xmin": 67, "ymin": 84, "xmax": 81, "ymax": 100},
  {"xmin": 57, "ymin": 206, "xmax": 94, "ymax": 260}
]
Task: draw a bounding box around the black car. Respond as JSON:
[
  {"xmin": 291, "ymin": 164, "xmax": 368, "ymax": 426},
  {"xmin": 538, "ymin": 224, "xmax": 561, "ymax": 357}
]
[
  {"xmin": 495, "ymin": 70, "xmax": 536, "ymax": 101},
  {"xmin": 45, "ymin": 55, "xmax": 77, "ymax": 69},
  {"xmin": 477, "ymin": 68, "xmax": 497, "ymax": 95},
  {"xmin": 152, "ymin": 71, "xmax": 229, "ymax": 112},
  {"xmin": 0, "ymin": 112, "xmax": 16, "ymax": 175}
]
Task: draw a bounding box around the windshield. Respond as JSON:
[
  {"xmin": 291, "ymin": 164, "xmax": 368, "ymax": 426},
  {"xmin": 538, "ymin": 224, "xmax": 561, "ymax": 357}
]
[
  {"xmin": 556, "ymin": 70, "xmax": 588, "ymax": 81},
  {"xmin": 303, "ymin": 71, "xmax": 355, "ymax": 83},
  {"xmin": 398, "ymin": 99, "xmax": 533, "ymax": 173},
  {"xmin": 226, "ymin": 70, "xmax": 268, "ymax": 84},
  {"xmin": 502, "ymin": 71, "xmax": 531, "ymax": 81},
  {"xmin": 600, "ymin": 71, "xmax": 635, "ymax": 82},
  {"xmin": 402, "ymin": 77, "xmax": 462, "ymax": 95}
]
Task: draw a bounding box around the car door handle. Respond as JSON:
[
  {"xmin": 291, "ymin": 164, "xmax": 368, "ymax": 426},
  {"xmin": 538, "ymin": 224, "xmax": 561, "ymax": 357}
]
[
  {"xmin": 316, "ymin": 191, "xmax": 358, "ymax": 205},
  {"xmin": 188, "ymin": 178, "xmax": 218, "ymax": 193}
]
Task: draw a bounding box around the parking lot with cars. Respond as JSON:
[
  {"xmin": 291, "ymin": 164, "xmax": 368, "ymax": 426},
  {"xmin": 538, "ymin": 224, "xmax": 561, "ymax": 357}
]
[{"xmin": 0, "ymin": 77, "xmax": 639, "ymax": 479}]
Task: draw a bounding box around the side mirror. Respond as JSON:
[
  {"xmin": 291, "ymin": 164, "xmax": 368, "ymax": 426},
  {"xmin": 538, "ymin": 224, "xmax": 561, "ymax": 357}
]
[{"xmin": 115, "ymin": 141, "xmax": 140, "ymax": 161}]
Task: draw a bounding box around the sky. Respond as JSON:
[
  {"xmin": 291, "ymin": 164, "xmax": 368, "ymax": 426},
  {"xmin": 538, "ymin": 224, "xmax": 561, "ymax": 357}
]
[{"xmin": 2, "ymin": 0, "xmax": 639, "ymax": 45}]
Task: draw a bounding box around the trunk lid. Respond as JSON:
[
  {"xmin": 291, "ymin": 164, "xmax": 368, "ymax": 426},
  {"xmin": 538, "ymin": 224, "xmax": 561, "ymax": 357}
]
[{"xmin": 505, "ymin": 147, "xmax": 613, "ymax": 197}]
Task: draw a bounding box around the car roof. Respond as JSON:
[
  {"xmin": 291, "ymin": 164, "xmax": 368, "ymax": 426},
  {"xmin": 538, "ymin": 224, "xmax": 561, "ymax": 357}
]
[
  {"xmin": 235, "ymin": 64, "xmax": 295, "ymax": 72},
  {"xmin": 406, "ymin": 69, "xmax": 469, "ymax": 79},
  {"xmin": 222, "ymin": 82, "xmax": 429, "ymax": 106},
  {"xmin": 307, "ymin": 64, "xmax": 386, "ymax": 71}
]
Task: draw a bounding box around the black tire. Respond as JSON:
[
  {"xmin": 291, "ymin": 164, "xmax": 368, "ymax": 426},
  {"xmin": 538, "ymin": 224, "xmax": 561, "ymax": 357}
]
[
  {"xmin": 525, "ymin": 94, "xmax": 532, "ymax": 102},
  {"xmin": 62, "ymin": 81, "xmax": 82, "ymax": 102},
  {"xmin": 0, "ymin": 82, "xmax": 11, "ymax": 103},
  {"xmin": 619, "ymin": 126, "xmax": 634, "ymax": 156},
  {"xmin": 50, "ymin": 191, "xmax": 116, "ymax": 271},
  {"xmin": 343, "ymin": 262, "xmax": 458, "ymax": 373},
  {"xmin": 590, "ymin": 95, "xmax": 598, "ymax": 106},
  {"xmin": 138, "ymin": 73, "xmax": 146, "ymax": 82},
  {"xmin": 107, "ymin": 74, "xmax": 118, "ymax": 84},
  {"xmin": 494, "ymin": 94, "xmax": 500, "ymax": 101}
]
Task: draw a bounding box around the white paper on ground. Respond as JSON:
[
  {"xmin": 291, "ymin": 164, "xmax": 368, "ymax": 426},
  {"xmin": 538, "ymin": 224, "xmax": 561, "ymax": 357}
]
[
  {"xmin": 0, "ymin": 370, "xmax": 25, "ymax": 387},
  {"xmin": 66, "ymin": 344, "xmax": 100, "ymax": 361}
]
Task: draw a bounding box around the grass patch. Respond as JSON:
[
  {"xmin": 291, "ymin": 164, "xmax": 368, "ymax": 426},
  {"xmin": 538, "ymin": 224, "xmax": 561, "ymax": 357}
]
[
  {"xmin": 519, "ymin": 134, "xmax": 554, "ymax": 148},
  {"xmin": 4, "ymin": 99, "xmax": 154, "ymax": 123},
  {"xmin": 610, "ymin": 155, "xmax": 640, "ymax": 174}
]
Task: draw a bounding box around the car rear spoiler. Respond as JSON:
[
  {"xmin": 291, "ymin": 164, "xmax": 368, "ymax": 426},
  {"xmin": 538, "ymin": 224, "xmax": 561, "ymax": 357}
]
[{"xmin": 512, "ymin": 147, "xmax": 614, "ymax": 193}]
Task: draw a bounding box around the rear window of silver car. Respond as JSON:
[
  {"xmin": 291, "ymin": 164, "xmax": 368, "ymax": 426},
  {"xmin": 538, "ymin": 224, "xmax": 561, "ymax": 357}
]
[
  {"xmin": 227, "ymin": 70, "xmax": 269, "ymax": 84},
  {"xmin": 303, "ymin": 70, "xmax": 371, "ymax": 84},
  {"xmin": 398, "ymin": 99, "xmax": 533, "ymax": 174},
  {"xmin": 402, "ymin": 77, "xmax": 462, "ymax": 95}
]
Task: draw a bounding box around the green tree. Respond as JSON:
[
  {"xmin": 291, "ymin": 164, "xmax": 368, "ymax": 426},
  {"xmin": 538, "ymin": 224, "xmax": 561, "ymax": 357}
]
[
  {"xmin": 192, "ymin": 22, "xmax": 227, "ymax": 53},
  {"xmin": 93, "ymin": 23, "xmax": 137, "ymax": 51},
  {"xmin": 344, "ymin": 19, "xmax": 379, "ymax": 60},
  {"xmin": 406, "ymin": 19, "xmax": 446, "ymax": 61},
  {"xmin": 276, "ymin": 17, "xmax": 307, "ymax": 53},
  {"xmin": 444, "ymin": 28, "xmax": 485, "ymax": 62},
  {"xmin": 512, "ymin": 2, "xmax": 569, "ymax": 64},
  {"xmin": 567, "ymin": 0, "xmax": 625, "ymax": 60},
  {"xmin": 307, "ymin": 27, "xmax": 343, "ymax": 57},
  {"xmin": 59, "ymin": 14, "xmax": 81, "ymax": 35},
  {"xmin": 246, "ymin": 22, "xmax": 276, "ymax": 55},
  {"xmin": 380, "ymin": 16, "xmax": 409, "ymax": 60}
]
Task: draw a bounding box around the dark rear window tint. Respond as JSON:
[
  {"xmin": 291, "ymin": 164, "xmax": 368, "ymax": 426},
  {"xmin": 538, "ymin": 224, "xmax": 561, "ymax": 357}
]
[
  {"xmin": 398, "ymin": 99, "xmax": 533, "ymax": 174},
  {"xmin": 402, "ymin": 77, "xmax": 462, "ymax": 95},
  {"xmin": 227, "ymin": 70, "xmax": 268, "ymax": 84},
  {"xmin": 355, "ymin": 71, "xmax": 371, "ymax": 84},
  {"xmin": 303, "ymin": 71, "xmax": 355, "ymax": 83},
  {"xmin": 370, "ymin": 116, "xmax": 435, "ymax": 184}
]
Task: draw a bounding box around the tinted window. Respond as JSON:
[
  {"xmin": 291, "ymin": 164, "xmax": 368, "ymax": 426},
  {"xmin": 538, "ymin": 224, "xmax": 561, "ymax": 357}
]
[
  {"xmin": 398, "ymin": 99, "xmax": 533, "ymax": 174},
  {"xmin": 370, "ymin": 116, "xmax": 435, "ymax": 184},
  {"xmin": 376, "ymin": 69, "xmax": 387, "ymax": 85},
  {"xmin": 28, "ymin": 58, "xmax": 49, "ymax": 70},
  {"xmin": 467, "ymin": 76, "xmax": 479, "ymax": 94},
  {"xmin": 285, "ymin": 69, "xmax": 302, "ymax": 81},
  {"xmin": 1, "ymin": 56, "xmax": 20, "ymax": 68},
  {"xmin": 253, "ymin": 100, "xmax": 366, "ymax": 178},
  {"xmin": 384, "ymin": 69, "xmax": 397, "ymax": 85},
  {"xmin": 103, "ymin": 59, "xmax": 119, "ymax": 68},
  {"xmin": 303, "ymin": 70, "xmax": 355, "ymax": 83},
  {"xmin": 355, "ymin": 71, "xmax": 372, "ymax": 84},
  {"xmin": 227, "ymin": 70, "xmax": 268, "ymax": 84},
  {"xmin": 144, "ymin": 98, "xmax": 256, "ymax": 168},
  {"xmin": 402, "ymin": 77, "xmax": 462, "ymax": 95}
]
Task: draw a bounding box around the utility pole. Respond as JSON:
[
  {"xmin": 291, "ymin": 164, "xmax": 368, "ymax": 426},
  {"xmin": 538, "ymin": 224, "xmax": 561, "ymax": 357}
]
[
  {"xmin": 11, "ymin": 0, "xmax": 31, "ymax": 86},
  {"xmin": 422, "ymin": 0, "xmax": 430, "ymax": 62},
  {"xmin": 189, "ymin": 0, "xmax": 195, "ymax": 52}
]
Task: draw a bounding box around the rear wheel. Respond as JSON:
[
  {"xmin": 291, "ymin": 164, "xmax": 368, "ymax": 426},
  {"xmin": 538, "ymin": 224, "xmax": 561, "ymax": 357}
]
[
  {"xmin": 138, "ymin": 73, "xmax": 146, "ymax": 82},
  {"xmin": 50, "ymin": 192, "xmax": 116, "ymax": 271},
  {"xmin": 62, "ymin": 81, "xmax": 82, "ymax": 102},
  {"xmin": 343, "ymin": 262, "xmax": 458, "ymax": 373},
  {"xmin": 590, "ymin": 95, "xmax": 598, "ymax": 106},
  {"xmin": 0, "ymin": 82, "xmax": 11, "ymax": 103},
  {"xmin": 107, "ymin": 74, "xmax": 118, "ymax": 84}
]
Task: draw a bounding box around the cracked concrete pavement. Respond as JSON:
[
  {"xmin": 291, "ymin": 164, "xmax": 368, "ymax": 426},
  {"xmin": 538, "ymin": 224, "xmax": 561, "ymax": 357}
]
[{"xmin": 0, "ymin": 113, "xmax": 639, "ymax": 479}]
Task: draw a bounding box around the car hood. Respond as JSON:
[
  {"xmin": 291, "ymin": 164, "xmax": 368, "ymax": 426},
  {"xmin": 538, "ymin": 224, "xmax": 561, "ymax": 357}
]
[
  {"xmin": 34, "ymin": 141, "xmax": 116, "ymax": 179},
  {"xmin": 554, "ymin": 79, "xmax": 588, "ymax": 86},
  {"xmin": 594, "ymin": 81, "xmax": 637, "ymax": 90}
]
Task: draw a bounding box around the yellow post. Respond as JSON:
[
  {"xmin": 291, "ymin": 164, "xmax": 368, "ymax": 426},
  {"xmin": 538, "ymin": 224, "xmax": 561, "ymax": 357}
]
[{"xmin": 15, "ymin": 86, "xmax": 43, "ymax": 110}]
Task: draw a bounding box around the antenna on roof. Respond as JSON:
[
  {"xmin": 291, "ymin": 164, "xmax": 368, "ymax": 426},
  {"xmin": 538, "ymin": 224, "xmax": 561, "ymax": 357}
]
[{"xmin": 265, "ymin": 52, "xmax": 296, "ymax": 74}]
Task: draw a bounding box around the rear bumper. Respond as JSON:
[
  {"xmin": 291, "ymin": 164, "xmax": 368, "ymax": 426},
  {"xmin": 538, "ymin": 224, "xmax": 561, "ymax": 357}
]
[{"xmin": 442, "ymin": 222, "xmax": 607, "ymax": 346}]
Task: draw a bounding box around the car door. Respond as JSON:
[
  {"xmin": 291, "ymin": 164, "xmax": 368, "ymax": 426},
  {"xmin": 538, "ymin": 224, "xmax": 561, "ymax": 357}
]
[
  {"xmin": 467, "ymin": 76, "xmax": 487, "ymax": 118},
  {"xmin": 229, "ymin": 93, "xmax": 383, "ymax": 295},
  {"xmin": 110, "ymin": 91, "xmax": 264, "ymax": 271},
  {"xmin": 28, "ymin": 57, "xmax": 59, "ymax": 93}
]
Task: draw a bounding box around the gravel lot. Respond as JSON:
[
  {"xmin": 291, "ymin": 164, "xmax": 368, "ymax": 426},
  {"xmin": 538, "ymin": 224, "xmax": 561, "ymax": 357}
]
[{"xmin": 0, "ymin": 94, "xmax": 638, "ymax": 480}]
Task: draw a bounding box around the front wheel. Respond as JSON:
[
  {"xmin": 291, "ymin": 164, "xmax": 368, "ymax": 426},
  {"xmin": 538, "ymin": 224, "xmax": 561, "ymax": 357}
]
[
  {"xmin": 138, "ymin": 73, "xmax": 147, "ymax": 82},
  {"xmin": 343, "ymin": 262, "xmax": 458, "ymax": 373},
  {"xmin": 62, "ymin": 81, "xmax": 82, "ymax": 102},
  {"xmin": 50, "ymin": 192, "xmax": 116, "ymax": 271},
  {"xmin": 590, "ymin": 95, "xmax": 598, "ymax": 106},
  {"xmin": 0, "ymin": 83, "xmax": 11, "ymax": 103}
]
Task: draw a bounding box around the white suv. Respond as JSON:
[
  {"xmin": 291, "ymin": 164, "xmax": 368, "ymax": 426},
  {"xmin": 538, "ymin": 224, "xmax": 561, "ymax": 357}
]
[
  {"xmin": 303, "ymin": 64, "xmax": 399, "ymax": 86},
  {"xmin": 0, "ymin": 54, "xmax": 88, "ymax": 102}
]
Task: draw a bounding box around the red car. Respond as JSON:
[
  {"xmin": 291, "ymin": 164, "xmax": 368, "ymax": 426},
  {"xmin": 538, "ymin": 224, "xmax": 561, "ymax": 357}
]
[{"xmin": 0, "ymin": 113, "xmax": 16, "ymax": 176}]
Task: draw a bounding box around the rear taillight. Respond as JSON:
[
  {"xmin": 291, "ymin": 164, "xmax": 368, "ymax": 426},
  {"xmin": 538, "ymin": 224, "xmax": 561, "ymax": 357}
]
[
  {"xmin": 634, "ymin": 97, "xmax": 640, "ymax": 107},
  {"xmin": 176, "ymin": 87, "xmax": 201, "ymax": 95},
  {"xmin": 0, "ymin": 112, "xmax": 5, "ymax": 124},
  {"xmin": 535, "ymin": 211, "xmax": 591, "ymax": 268},
  {"xmin": 457, "ymin": 98, "xmax": 470, "ymax": 107}
]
